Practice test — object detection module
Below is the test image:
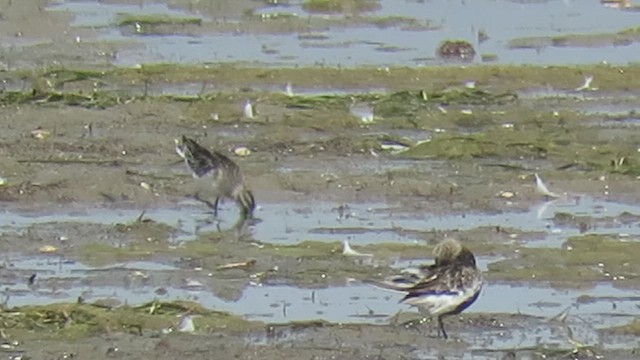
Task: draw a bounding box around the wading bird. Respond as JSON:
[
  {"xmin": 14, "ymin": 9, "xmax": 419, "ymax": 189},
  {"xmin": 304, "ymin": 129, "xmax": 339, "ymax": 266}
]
[
  {"xmin": 368, "ymin": 238, "xmax": 482, "ymax": 339},
  {"xmin": 175, "ymin": 135, "xmax": 255, "ymax": 226}
]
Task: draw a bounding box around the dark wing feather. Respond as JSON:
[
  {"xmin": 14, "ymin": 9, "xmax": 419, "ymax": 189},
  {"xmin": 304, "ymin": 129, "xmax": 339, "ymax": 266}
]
[
  {"xmin": 183, "ymin": 137, "xmax": 238, "ymax": 177},
  {"xmin": 209, "ymin": 150, "xmax": 240, "ymax": 172},
  {"xmin": 400, "ymin": 265, "xmax": 465, "ymax": 302}
]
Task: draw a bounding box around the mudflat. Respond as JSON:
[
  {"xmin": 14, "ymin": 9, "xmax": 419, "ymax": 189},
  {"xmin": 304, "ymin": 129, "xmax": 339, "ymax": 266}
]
[{"xmin": 1, "ymin": 1, "xmax": 640, "ymax": 360}]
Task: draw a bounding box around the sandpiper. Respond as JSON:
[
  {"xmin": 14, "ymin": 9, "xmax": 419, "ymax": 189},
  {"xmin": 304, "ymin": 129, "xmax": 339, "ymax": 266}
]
[
  {"xmin": 369, "ymin": 238, "xmax": 483, "ymax": 339},
  {"xmin": 175, "ymin": 135, "xmax": 255, "ymax": 224}
]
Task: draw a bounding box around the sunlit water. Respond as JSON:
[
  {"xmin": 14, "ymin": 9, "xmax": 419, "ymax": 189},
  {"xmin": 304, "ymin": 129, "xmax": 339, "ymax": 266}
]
[
  {"xmin": 1, "ymin": 1, "xmax": 639, "ymax": 354},
  {"xmin": 1, "ymin": 193, "xmax": 639, "ymax": 350},
  {"xmin": 1, "ymin": 253, "xmax": 637, "ymax": 351},
  {"xmin": 44, "ymin": 0, "xmax": 640, "ymax": 66},
  {"xmin": 1, "ymin": 195, "xmax": 639, "ymax": 246}
]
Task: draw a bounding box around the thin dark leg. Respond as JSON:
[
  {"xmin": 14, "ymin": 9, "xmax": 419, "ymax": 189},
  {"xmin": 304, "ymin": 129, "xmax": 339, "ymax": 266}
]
[
  {"xmin": 232, "ymin": 215, "xmax": 251, "ymax": 240},
  {"xmin": 193, "ymin": 193, "xmax": 220, "ymax": 217},
  {"xmin": 212, "ymin": 197, "xmax": 219, "ymax": 217},
  {"xmin": 438, "ymin": 316, "xmax": 448, "ymax": 340}
]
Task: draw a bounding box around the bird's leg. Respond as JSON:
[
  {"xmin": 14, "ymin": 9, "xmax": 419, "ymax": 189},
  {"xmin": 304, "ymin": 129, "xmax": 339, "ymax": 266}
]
[
  {"xmin": 193, "ymin": 193, "xmax": 220, "ymax": 217},
  {"xmin": 437, "ymin": 315, "xmax": 448, "ymax": 340},
  {"xmin": 212, "ymin": 196, "xmax": 220, "ymax": 217},
  {"xmin": 232, "ymin": 216, "xmax": 251, "ymax": 240}
]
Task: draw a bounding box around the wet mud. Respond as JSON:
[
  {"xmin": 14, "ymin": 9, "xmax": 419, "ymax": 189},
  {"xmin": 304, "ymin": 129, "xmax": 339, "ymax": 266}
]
[{"xmin": 1, "ymin": 1, "xmax": 640, "ymax": 359}]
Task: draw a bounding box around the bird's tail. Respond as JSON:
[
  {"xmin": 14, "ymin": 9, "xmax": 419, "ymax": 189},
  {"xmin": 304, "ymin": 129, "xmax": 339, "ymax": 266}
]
[
  {"xmin": 361, "ymin": 277, "xmax": 418, "ymax": 293},
  {"xmin": 235, "ymin": 186, "xmax": 256, "ymax": 220}
]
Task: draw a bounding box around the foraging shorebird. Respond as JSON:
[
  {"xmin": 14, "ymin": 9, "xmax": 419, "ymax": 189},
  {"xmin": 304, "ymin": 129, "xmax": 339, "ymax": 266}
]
[
  {"xmin": 175, "ymin": 135, "xmax": 255, "ymax": 224},
  {"xmin": 368, "ymin": 238, "xmax": 482, "ymax": 339}
]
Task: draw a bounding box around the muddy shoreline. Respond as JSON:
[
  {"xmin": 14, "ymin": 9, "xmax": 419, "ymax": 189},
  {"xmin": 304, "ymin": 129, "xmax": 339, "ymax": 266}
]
[{"xmin": 2, "ymin": 1, "xmax": 640, "ymax": 359}]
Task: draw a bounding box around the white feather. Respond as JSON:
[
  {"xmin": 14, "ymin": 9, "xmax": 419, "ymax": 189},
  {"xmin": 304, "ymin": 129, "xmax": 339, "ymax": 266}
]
[
  {"xmin": 575, "ymin": 75, "xmax": 594, "ymax": 91},
  {"xmin": 285, "ymin": 82, "xmax": 294, "ymax": 97},
  {"xmin": 342, "ymin": 240, "xmax": 373, "ymax": 257},
  {"xmin": 177, "ymin": 315, "xmax": 196, "ymax": 333},
  {"xmin": 243, "ymin": 100, "xmax": 254, "ymax": 119},
  {"xmin": 534, "ymin": 173, "xmax": 560, "ymax": 198}
]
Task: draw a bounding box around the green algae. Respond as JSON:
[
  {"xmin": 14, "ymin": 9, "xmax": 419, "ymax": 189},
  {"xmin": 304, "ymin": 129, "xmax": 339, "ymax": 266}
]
[
  {"xmin": 302, "ymin": 0, "xmax": 381, "ymax": 14},
  {"xmin": 606, "ymin": 318, "xmax": 640, "ymax": 335},
  {"xmin": 76, "ymin": 219, "xmax": 176, "ymax": 266},
  {"xmin": 0, "ymin": 301, "xmax": 258, "ymax": 340},
  {"xmin": 0, "ymin": 69, "xmax": 120, "ymax": 108},
  {"xmin": 258, "ymin": 240, "xmax": 340, "ymax": 258},
  {"xmin": 366, "ymin": 16, "xmax": 423, "ymax": 28},
  {"xmin": 9, "ymin": 63, "xmax": 638, "ymax": 93},
  {"xmin": 1, "ymin": 65, "xmax": 639, "ymax": 180},
  {"xmin": 487, "ymin": 234, "xmax": 640, "ymax": 284},
  {"xmin": 399, "ymin": 130, "xmax": 549, "ymax": 160},
  {"xmin": 508, "ymin": 25, "xmax": 640, "ymax": 50},
  {"xmin": 0, "ymin": 89, "xmax": 123, "ymax": 108},
  {"xmin": 396, "ymin": 119, "xmax": 640, "ymax": 177},
  {"xmin": 78, "ymin": 241, "xmax": 167, "ymax": 266},
  {"xmin": 116, "ymin": 14, "xmax": 202, "ymax": 27},
  {"xmin": 40, "ymin": 68, "xmax": 107, "ymax": 87},
  {"xmin": 257, "ymin": 240, "xmax": 446, "ymax": 259}
]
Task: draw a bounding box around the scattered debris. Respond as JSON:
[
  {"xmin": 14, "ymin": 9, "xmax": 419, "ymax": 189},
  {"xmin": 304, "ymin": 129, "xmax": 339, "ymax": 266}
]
[
  {"xmin": 380, "ymin": 143, "xmax": 409, "ymax": 153},
  {"xmin": 350, "ymin": 102, "xmax": 375, "ymax": 124},
  {"xmin": 184, "ymin": 278, "xmax": 204, "ymax": 287},
  {"xmin": 30, "ymin": 128, "xmax": 50, "ymax": 140},
  {"xmin": 139, "ymin": 182, "xmax": 152, "ymax": 191},
  {"xmin": 243, "ymin": 100, "xmax": 254, "ymax": 119},
  {"xmin": 38, "ymin": 245, "xmax": 57, "ymax": 253},
  {"xmin": 233, "ymin": 146, "xmax": 252, "ymax": 157},
  {"xmin": 216, "ymin": 259, "xmax": 257, "ymax": 271},
  {"xmin": 549, "ymin": 306, "xmax": 571, "ymax": 323},
  {"xmin": 534, "ymin": 173, "xmax": 560, "ymax": 198},
  {"xmin": 575, "ymin": 75, "xmax": 596, "ymax": 91},
  {"xmin": 177, "ymin": 314, "xmax": 196, "ymax": 333},
  {"xmin": 342, "ymin": 240, "xmax": 373, "ymax": 257},
  {"xmin": 285, "ymin": 82, "xmax": 294, "ymax": 97},
  {"xmin": 497, "ymin": 191, "xmax": 515, "ymax": 199}
]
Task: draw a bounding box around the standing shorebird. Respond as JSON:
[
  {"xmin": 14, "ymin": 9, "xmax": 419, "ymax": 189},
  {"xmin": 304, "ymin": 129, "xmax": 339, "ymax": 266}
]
[
  {"xmin": 175, "ymin": 135, "xmax": 255, "ymax": 225},
  {"xmin": 368, "ymin": 238, "xmax": 483, "ymax": 339}
]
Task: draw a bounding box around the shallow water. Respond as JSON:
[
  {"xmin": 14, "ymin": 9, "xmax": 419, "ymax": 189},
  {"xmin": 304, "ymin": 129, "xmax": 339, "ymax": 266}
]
[
  {"xmin": 2, "ymin": 192, "xmax": 639, "ymax": 350},
  {"xmin": 2, "ymin": 194, "xmax": 640, "ymax": 246},
  {"xmin": 48, "ymin": 1, "xmax": 199, "ymax": 28},
  {"xmin": 2, "ymin": 252, "xmax": 637, "ymax": 349},
  {"xmin": 45, "ymin": 0, "xmax": 640, "ymax": 67}
]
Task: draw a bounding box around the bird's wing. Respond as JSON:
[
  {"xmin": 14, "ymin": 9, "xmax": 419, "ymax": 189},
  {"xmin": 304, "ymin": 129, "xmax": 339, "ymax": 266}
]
[
  {"xmin": 190, "ymin": 151, "xmax": 218, "ymax": 177},
  {"xmin": 190, "ymin": 148, "xmax": 239, "ymax": 178},
  {"xmin": 210, "ymin": 150, "xmax": 240, "ymax": 171},
  {"xmin": 401, "ymin": 267, "xmax": 460, "ymax": 301},
  {"xmin": 364, "ymin": 261, "xmax": 439, "ymax": 289}
]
